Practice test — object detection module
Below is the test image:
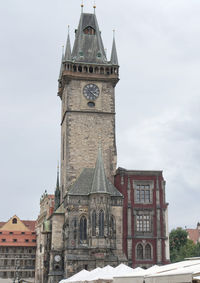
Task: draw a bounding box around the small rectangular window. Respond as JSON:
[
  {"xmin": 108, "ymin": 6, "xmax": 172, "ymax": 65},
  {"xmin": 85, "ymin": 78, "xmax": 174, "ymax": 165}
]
[
  {"xmin": 13, "ymin": 239, "xmax": 17, "ymax": 242},
  {"xmin": 25, "ymin": 239, "xmax": 29, "ymax": 242},
  {"xmin": 2, "ymin": 239, "xmax": 6, "ymax": 242}
]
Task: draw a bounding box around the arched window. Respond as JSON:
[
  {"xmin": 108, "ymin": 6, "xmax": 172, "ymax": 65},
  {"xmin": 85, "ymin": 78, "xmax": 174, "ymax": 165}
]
[
  {"xmin": 83, "ymin": 26, "xmax": 96, "ymax": 35},
  {"xmin": 72, "ymin": 218, "xmax": 77, "ymax": 240},
  {"xmin": 12, "ymin": 218, "xmax": 17, "ymax": 224},
  {"xmin": 99, "ymin": 210, "xmax": 104, "ymax": 237},
  {"xmin": 111, "ymin": 215, "xmax": 115, "ymax": 237},
  {"xmin": 80, "ymin": 216, "xmax": 87, "ymax": 242},
  {"xmin": 92, "ymin": 211, "xmax": 96, "ymax": 236},
  {"xmin": 145, "ymin": 244, "xmax": 151, "ymax": 259},
  {"xmin": 137, "ymin": 244, "xmax": 143, "ymax": 259}
]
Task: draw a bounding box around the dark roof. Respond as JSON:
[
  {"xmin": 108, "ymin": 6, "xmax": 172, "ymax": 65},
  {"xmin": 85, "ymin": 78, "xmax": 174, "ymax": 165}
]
[
  {"xmin": 68, "ymin": 148, "xmax": 122, "ymax": 197},
  {"xmin": 65, "ymin": 33, "xmax": 72, "ymax": 61},
  {"xmin": 71, "ymin": 13, "xmax": 107, "ymax": 64},
  {"xmin": 110, "ymin": 37, "xmax": 118, "ymax": 65},
  {"xmin": 91, "ymin": 147, "xmax": 109, "ymax": 194},
  {"xmin": 68, "ymin": 168, "xmax": 94, "ymax": 196}
]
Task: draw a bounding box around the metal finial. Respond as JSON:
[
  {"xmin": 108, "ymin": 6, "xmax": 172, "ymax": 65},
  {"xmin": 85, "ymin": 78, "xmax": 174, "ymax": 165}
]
[
  {"xmin": 113, "ymin": 29, "xmax": 115, "ymax": 38},
  {"xmin": 81, "ymin": 0, "xmax": 84, "ymax": 12},
  {"xmin": 57, "ymin": 161, "xmax": 59, "ymax": 172},
  {"xmin": 68, "ymin": 25, "xmax": 70, "ymax": 34},
  {"xmin": 93, "ymin": 0, "xmax": 96, "ymax": 13},
  {"xmin": 62, "ymin": 45, "xmax": 64, "ymax": 56}
]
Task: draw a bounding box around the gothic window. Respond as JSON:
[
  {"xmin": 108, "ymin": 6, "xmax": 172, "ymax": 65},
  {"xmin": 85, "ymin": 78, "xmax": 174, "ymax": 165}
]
[
  {"xmin": 12, "ymin": 218, "xmax": 17, "ymax": 224},
  {"xmin": 99, "ymin": 210, "xmax": 104, "ymax": 237},
  {"xmin": 111, "ymin": 215, "xmax": 115, "ymax": 237},
  {"xmin": 83, "ymin": 26, "xmax": 96, "ymax": 35},
  {"xmin": 145, "ymin": 244, "xmax": 152, "ymax": 259},
  {"xmin": 92, "ymin": 211, "xmax": 96, "ymax": 236},
  {"xmin": 136, "ymin": 214, "xmax": 151, "ymax": 232},
  {"xmin": 80, "ymin": 216, "xmax": 87, "ymax": 241},
  {"xmin": 136, "ymin": 244, "xmax": 143, "ymax": 259},
  {"xmin": 136, "ymin": 184, "xmax": 151, "ymax": 203}
]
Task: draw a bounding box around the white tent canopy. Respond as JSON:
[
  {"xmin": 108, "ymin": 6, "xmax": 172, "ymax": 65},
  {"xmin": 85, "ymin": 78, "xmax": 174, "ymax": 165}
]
[
  {"xmin": 60, "ymin": 260, "xmax": 200, "ymax": 283},
  {"xmin": 60, "ymin": 264, "xmax": 142, "ymax": 283}
]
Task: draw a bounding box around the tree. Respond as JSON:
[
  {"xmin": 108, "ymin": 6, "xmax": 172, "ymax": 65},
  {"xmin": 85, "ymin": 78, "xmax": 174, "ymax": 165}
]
[
  {"xmin": 170, "ymin": 227, "xmax": 188, "ymax": 251},
  {"xmin": 169, "ymin": 227, "xmax": 192, "ymax": 262}
]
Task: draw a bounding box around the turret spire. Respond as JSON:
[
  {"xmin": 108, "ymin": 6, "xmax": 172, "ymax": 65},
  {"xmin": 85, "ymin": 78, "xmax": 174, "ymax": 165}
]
[
  {"xmin": 58, "ymin": 48, "xmax": 64, "ymax": 80},
  {"xmin": 54, "ymin": 164, "xmax": 60, "ymax": 211},
  {"xmin": 56, "ymin": 162, "xmax": 59, "ymax": 189},
  {"xmin": 65, "ymin": 26, "xmax": 72, "ymax": 61},
  {"xmin": 110, "ymin": 30, "xmax": 118, "ymax": 65}
]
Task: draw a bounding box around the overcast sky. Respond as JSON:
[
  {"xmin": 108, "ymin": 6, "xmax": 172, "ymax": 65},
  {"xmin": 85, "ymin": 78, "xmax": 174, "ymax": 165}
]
[{"xmin": 0, "ymin": 0, "xmax": 200, "ymax": 230}]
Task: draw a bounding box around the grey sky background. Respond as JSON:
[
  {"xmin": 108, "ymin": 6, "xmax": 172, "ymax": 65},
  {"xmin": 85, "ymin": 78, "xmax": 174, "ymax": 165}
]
[{"xmin": 0, "ymin": 0, "xmax": 200, "ymax": 230}]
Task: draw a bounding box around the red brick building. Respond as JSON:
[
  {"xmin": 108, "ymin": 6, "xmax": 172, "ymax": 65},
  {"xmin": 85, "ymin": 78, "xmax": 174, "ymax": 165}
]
[
  {"xmin": 0, "ymin": 215, "xmax": 36, "ymax": 280},
  {"xmin": 114, "ymin": 168, "xmax": 170, "ymax": 268}
]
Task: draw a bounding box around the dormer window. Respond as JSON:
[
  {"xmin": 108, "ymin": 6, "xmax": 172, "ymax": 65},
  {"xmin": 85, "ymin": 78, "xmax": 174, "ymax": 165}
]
[
  {"xmin": 12, "ymin": 218, "xmax": 17, "ymax": 224},
  {"xmin": 83, "ymin": 26, "xmax": 95, "ymax": 35}
]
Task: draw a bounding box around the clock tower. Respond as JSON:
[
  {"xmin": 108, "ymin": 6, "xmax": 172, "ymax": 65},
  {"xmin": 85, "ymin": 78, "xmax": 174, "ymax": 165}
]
[{"xmin": 58, "ymin": 11, "xmax": 119, "ymax": 200}]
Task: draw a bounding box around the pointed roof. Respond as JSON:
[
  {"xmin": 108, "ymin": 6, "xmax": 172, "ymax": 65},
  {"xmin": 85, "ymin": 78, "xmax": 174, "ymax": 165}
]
[
  {"xmin": 71, "ymin": 13, "xmax": 107, "ymax": 64},
  {"xmin": 56, "ymin": 164, "xmax": 59, "ymax": 189},
  {"xmin": 68, "ymin": 149, "xmax": 122, "ymax": 197},
  {"xmin": 58, "ymin": 53, "xmax": 64, "ymax": 80},
  {"xmin": 65, "ymin": 33, "xmax": 72, "ymax": 61},
  {"xmin": 91, "ymin": 147, "xmax": 110, "ymax": 194},
  {"xmin": 110, "ymin": 37, "xmax": 118, "ymax": 65},
  {"xmin": 54, "ymin": 165, "xmax": 60, "ymax": 211}
]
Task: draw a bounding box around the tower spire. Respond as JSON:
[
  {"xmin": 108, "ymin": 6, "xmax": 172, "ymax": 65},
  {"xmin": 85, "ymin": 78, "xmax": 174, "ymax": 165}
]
[
  {"xmin": 110, "ymin": 30, "xmax": 118, "ymax": 65},
  {"xmin": 65, "ymin": 26, "xmax": 72, "ymax": 61},
  {"xmin": 71, "ymin": 12, "xmax": 107, "ymax": 64}
]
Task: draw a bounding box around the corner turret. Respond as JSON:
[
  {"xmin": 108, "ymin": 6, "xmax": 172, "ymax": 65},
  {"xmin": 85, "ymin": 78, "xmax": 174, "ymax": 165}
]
[{"xmin": 110, "ymin": 35, "xmax": 118, "ymax": 65}]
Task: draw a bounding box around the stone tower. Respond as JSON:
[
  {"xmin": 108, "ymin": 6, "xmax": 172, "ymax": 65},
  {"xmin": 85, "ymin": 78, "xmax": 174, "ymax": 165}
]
[
  {"xmin": 58, "ymin": 11, "xmax": 119, "ymax": 199},
  {"xmin": 45, "ymin": 9, "xmax": 126, "ymax": 283}
]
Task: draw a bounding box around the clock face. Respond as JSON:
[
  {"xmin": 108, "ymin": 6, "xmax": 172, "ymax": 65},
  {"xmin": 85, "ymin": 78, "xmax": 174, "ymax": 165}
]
[
  {"xmin": 83, "ymin": 84, "xmax": 100, "ymax": 100},
  {"xmin": 54, "ymin": 255, "xmax": 61, "ymax": 262}
]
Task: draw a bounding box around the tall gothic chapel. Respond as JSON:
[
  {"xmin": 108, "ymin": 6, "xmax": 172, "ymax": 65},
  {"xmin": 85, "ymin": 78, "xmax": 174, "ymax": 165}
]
[{"xmin": 35, "ymin": 7, "xmax": 169, "ymax": 283}]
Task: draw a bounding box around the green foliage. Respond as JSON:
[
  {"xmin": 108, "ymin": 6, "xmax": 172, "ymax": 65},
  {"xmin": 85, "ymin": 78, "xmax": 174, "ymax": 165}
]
[{"xmin": 170, "ymin": 227, "xmax": 199, "ymax": 263}]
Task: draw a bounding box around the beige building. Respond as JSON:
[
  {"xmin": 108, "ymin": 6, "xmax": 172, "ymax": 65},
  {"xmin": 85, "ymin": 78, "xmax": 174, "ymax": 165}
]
[{"xmin": 0, "ymin": 215, "xmax": 36, "ymax": 281}]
